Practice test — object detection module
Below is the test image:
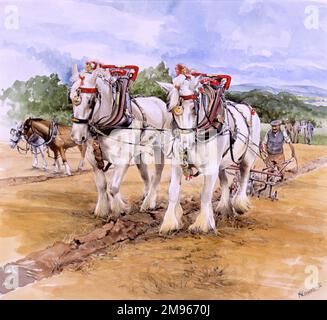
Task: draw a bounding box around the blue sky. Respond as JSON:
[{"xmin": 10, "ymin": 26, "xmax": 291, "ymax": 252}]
[{"xmin": 0, "ymin": 0, "xmax": 327, "ymax": 90}]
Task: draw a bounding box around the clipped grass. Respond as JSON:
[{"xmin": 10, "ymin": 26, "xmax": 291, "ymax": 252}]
[{"xmin": 307, "ymin": 134, "xmax": 327, "ymax": 145}]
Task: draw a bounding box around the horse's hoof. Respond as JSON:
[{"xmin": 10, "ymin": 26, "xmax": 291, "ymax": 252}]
[
  {"xmin": 233, "ymin": 198, "xmax": 251, "ymax": 215},
  {"xmin": 159, "ymin": 220, "xmax": 181, "ymax": 234},
  {"xmin": 140, "ymin": 201, "xmax": 156, "ymax": 212},
  {"xmin": 188, "ymin": 223, "xmax": 216, "ymax": 234}
]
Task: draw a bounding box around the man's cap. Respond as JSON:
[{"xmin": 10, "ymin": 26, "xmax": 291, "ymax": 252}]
[{"xmin": 270, "ymin": 120, "xmax": 282, "ymax": 126}]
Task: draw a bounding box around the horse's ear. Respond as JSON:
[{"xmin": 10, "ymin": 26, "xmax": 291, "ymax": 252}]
[
  {"xmin": 72, "ymin": 64, "xmax": 79, "ymax": 76},
  {"xmin": 156, "ymin": 81, "xmax": 174, "ymax": 93},
  {"xmin": 71, "ymin": 64, "xmax": 79, "ymax": 82},
  {"xmin": 189, "ymin": 76, "xmax": 201, "ymax": 91}
]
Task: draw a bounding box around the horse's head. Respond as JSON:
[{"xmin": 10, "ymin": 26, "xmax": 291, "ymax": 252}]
[
  {"xmin": 22, "ymin": 118, "xmax": 32, "ymax": 136},
  {"xmin": 70, "ymin": 64, "xmax": 99, "ymax": 144},
  {"xmin": 158, "ymin": 76, "xmax": 201, "ymax": 149},
  {"xmin": 9, "ymin": 122, "xmax": 23, "ymax": 148}
]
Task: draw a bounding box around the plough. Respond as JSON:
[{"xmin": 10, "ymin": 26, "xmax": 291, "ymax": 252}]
[{"xmin": 226, "ymin": 151, "xmax": 298, "ymax": 201}]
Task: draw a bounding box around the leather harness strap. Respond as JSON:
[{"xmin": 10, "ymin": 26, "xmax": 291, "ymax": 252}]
[
  {"xmin": 92, "ymin": 139, "xmax": 111, "ymax": 172},
  {"xmin": 197, "ymin": 85, "xmax": 224, "ymax": 131},
  {"xmin": 106, "ymin": 78, "xmax": 130, "ymax": 127},
  {"xmin": 180, "ymin": 94, "xmax": 197, "ymax": 101}
]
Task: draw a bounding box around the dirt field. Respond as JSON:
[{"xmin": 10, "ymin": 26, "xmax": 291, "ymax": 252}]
[{"xmin": 0, "ymin": 142, "xmax": 327, "ymax": 299}]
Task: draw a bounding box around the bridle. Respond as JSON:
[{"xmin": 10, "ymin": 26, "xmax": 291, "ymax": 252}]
[
  {"xmin": 170, "ymin": 93, "xmax": 200, "ymax": 132},
  {"xmin": 10, "ymin": 128, "xmax": 22, "ymax": 144},
  {"xmin": 71, "ymin": 87, "xmax": 98, "ymax": 124},
  {"xmin": 171, "ymin": 86, "xmax": 225, "ymax": 133}
]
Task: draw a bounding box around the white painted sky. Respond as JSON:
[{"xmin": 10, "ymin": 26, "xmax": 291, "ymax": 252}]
[{"xmin": 0, "ymin": 0, "xmax": 327, "ymax": 90}]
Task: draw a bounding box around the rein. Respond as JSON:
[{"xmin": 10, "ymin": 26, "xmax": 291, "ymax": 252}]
[{"xmin": 16, "ymin": 142, "xmax": 30, "ymax": 154}]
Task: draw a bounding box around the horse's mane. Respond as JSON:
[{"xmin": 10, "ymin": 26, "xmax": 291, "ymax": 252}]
[
  {"xmin": 25, "ymin": 118, "xmax": 67, "ymax": 127},
  {"xmin": 203, "ymin": 84, "xmax": 215, "ymax": 101},
  {"xmin": 167, "ymin": 87, "xmax": 180, "ymax": 110}
]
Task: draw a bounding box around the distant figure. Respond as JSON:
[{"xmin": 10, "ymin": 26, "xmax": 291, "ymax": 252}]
[
  {"xmin": 292, "ymin": 120, "xmax": 301, "ymax": 144},
  {"xmin": 304, "ymin": 120, "xmax": 314, "ymax": 145},
  {"xmin": 262, "ymin": 120, "xmax": 295, "ymax": 170},
  {"xmin": 284, "ymin": 119, "xmax": 295, "ymax": 143}
]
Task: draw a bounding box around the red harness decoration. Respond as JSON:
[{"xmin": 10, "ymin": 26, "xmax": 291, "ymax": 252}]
[
  {"xmin": 79, "ymin": 75, "xmax": 85, "ymax": 86},
  {"xmin": 191, "ymin": 72, "xmax": 232, "ymax": 90},
  {"xmin": 180, "ymin": 94, "xmax": 197, "ymax": 101},
  {"xmin": 100, "ymin": 64, "xmax": 139, "ymax": 81},
  {"xmin": 79, "ymin": 87, "xmax": 98, "ymax": 93}
]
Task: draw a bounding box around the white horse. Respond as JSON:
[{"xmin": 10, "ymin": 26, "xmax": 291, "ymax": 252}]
[
  {"xmin": 158, "ymin": 77, "xmax": 261, "ymax": 234},
  {"xmin": 70, "ymin": 65, "xmax": 171, "ymax": 218},
  {"xmin": 9, "ymin": 122, "xmax": 47, "ymax": 171}
]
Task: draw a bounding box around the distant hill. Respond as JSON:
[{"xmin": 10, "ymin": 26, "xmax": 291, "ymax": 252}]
[{"xmin": 230, "ymin": 83, "xmax": 327, "ymax": 98}]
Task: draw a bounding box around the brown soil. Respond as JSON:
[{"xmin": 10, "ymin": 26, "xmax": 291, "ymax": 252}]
[{"xmin": 0, "ymin": 143, "xmax": 327, "ymax": 299}]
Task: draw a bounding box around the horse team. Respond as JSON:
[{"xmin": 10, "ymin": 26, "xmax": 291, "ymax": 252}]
[
  {"xmin": 69, "ymin": 62, "xmax": 260, "ymax": 234},
  {"xmin": 10, "ymin": 62, "xmax": 309, "ymax": 234}
]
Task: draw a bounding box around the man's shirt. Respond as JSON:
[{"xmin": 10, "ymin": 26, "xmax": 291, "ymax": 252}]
[{"xmin": 262, "ymin": 129, "xmax": 291, "ymax": 145}]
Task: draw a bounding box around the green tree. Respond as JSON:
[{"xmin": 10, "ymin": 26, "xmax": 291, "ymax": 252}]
[
  {"xmin": 2, "ymin": 64, "xmax": 326, "ymax": 127},
  {"xmin": 0, "ymin": 73, "xmax": 71, "ymax": 124},
  {"xmin": 225, "ymin": 90, "xmax": 327, "ymax": 123},
  {"xmin": 130, "ymin": 61, "xmax": 172, "ymax": 100}
]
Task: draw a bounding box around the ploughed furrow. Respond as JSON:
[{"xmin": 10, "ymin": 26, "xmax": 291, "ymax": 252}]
[{"xmin": 1, "ymin": 155, "xmax": 326, "ymax": 295}]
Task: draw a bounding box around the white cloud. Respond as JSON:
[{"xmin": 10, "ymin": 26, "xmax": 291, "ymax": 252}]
[
  {"xmin": 0, "ymin": 0, "xmax": 326, "ymax": 90},
  {"xmin": 285, "ymin": 58, "xmax": 326, "ymax": 70},
  {"xmin": 240, "ymin": 62, "xmax": 275, "ymax": 71},
  {"xmin": 239, "ymin": 0, "xmax": 264, "ymax": 14},
  {"xmin": 8, "ymin": 0, "xmax": 163, "ymax": 48},
  {"xmin": 229, "ymin": 26, "xmax": 292, "ymax": 54},
  {"xmin": 0, "ymin": 48, "xmax": 50, "ymax": 90}
]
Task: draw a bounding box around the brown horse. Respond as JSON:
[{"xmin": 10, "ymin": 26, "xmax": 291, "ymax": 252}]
[{"xmin": 23, "ymin": 118, "xmax": 86, "ymax": 175}]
